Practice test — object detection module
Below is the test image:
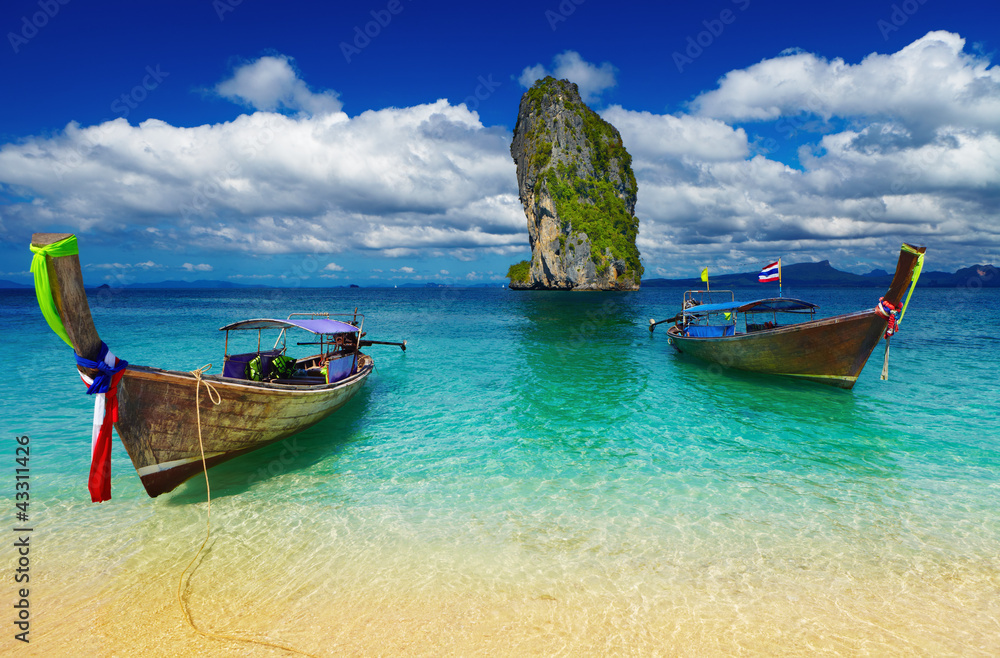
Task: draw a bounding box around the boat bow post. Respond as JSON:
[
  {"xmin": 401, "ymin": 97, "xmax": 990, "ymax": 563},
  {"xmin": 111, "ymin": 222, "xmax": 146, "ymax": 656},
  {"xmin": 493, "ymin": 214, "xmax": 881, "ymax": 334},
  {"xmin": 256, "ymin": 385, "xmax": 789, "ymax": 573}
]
[
  {"xmin": 879, "ymin": 243, "xmax": 926, "ymax": 380},
  {"xmin": 31, "ymin": 232, "xmax": 132, "ymax": 501},
  {"xmin": 29, "ymin": 232, "xmax": 104, "ymax": 376}
]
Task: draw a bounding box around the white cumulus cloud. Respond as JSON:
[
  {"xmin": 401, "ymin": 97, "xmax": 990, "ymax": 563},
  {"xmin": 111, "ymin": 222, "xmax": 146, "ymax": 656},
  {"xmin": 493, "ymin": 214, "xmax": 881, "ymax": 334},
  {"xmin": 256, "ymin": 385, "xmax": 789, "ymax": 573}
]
[
  {"xmin": 605, "ymin": 33, "xmax": 1000, "ymax": 274},
  {"xmin": 215, "ymin": 55, "xmax": 343, "ymax": 116},
  {"xmin": 0, "ymin": 99, "xmax": 523, "ymax": 257},
  {"xmin": 691, "ymin": 31, "xmax": 1000, "ymax": 140},
  {"xmin": 2, "ymin": 37, "xmax": 997, "ymax": 278},
  {"xmin": 90, "ymin": 260, "xmax": 165, "ymax": 270},
  {"xmin": 518, "ymin": 51, "xmax": 618, "ymax": 102},
  {"xmin": 602, "ymin": 107, "xmax": 749, "ymax": 163}
]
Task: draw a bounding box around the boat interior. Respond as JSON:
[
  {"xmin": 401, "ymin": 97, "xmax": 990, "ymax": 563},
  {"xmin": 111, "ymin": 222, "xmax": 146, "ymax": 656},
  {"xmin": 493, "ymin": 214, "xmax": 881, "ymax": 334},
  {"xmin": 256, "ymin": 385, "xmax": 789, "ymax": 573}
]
[
  {"xmin": 220, "ymin": 313, "xmax": 364, "ymax": 386},
  {"xmin": 676, "ymin": 290, "xmax": 818, "ymax": 337}
]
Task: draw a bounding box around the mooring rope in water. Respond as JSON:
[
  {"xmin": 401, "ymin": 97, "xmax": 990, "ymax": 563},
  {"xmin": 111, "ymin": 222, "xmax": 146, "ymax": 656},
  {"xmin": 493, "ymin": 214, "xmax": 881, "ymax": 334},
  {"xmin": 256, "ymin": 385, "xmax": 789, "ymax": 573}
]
[
  {"xmin": 176, "ymin": 364, "xmax": 316, "ymax": 657},
  {"xmin": 880, "ymin": 339, "xmax": 891, "ymax": 380}
]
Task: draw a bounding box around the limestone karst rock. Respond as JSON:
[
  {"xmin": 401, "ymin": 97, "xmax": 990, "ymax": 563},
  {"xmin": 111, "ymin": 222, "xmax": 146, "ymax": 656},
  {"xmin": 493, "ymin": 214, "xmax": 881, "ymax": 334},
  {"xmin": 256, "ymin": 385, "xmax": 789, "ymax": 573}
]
[{"xmin": 507, "ymin": 77, "xmax": 642, "ymax": 290}]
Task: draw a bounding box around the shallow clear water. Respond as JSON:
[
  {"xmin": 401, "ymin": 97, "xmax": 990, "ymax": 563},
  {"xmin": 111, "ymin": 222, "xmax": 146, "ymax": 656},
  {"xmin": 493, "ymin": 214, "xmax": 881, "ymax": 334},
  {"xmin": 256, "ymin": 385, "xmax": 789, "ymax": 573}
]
[{"xmin": 2, "ymin": 284, "xmax": 998, "ymax": 655}]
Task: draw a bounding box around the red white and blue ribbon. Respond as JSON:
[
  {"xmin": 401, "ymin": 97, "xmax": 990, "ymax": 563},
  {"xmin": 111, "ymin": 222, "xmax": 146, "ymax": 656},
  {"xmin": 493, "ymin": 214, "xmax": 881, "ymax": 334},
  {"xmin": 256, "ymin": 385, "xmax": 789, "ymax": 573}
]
[
  {"xmin": 75, "ymin": 342, "xmax": 128, "ymax": 503},
  {"xmin": 759, "ymin": 261, "xmax": 780, "ymax": 283}
]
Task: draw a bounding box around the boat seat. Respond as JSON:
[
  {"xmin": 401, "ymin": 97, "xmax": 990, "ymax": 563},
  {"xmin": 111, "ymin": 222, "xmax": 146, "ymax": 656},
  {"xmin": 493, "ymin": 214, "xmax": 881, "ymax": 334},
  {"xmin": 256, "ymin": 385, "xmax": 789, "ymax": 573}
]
[
  {"xmin": 223, "ymin": 349, "xmax": 282, "ymax": 379},
  {"xmin": 684, "ymin": 325, "xmax": 736, "ymax": 338},
  {"xmin": 746, "ymin": 321, "xmax": 778, "ymax": 333}
]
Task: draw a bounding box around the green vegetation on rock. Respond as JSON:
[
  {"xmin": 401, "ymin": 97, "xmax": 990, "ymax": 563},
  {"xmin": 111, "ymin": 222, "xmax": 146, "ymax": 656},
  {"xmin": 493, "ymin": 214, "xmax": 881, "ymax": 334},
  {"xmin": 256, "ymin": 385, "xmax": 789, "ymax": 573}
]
[
  {"xmin": 574, "ymin": 104, "xmax": 637, "ymax": 197},
  {"xmin": 534, "ymin": 141, "xmax": 552, "ymax": 171},
  {"xmin": 506, "ymin": 260, "xmax": 531, "ymax": 284},
  {"xmin": 544, "ymin": 167, "xmax": 642, "ymax": 280}
]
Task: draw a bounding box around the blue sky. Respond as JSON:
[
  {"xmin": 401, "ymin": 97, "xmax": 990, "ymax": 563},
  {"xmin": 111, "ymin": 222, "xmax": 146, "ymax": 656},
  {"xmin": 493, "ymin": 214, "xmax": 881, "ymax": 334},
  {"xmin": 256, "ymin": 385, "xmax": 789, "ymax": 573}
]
[{"xmin": 1, "ymin": 0, "xmax": 997, "ymax": 285}]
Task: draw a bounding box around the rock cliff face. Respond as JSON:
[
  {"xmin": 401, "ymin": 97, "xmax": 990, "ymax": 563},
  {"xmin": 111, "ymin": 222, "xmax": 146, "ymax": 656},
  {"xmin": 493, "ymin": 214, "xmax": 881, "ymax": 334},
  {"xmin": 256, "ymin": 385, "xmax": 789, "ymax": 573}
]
[{"xmin": 507, "ymin": 77, "xmax": 642, "ymax": 290}]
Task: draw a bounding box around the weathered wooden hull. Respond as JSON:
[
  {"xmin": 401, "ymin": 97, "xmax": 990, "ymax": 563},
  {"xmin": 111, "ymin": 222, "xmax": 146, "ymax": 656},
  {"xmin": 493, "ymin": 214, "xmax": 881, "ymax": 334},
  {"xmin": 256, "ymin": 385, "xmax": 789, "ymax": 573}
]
[
  {"xmin": 115, "ymin": 354, "xmax": 373, "ymax": 497},
  {"xmin": 666, "ymin": 310, "xmax": 887, "ymax": 389}
]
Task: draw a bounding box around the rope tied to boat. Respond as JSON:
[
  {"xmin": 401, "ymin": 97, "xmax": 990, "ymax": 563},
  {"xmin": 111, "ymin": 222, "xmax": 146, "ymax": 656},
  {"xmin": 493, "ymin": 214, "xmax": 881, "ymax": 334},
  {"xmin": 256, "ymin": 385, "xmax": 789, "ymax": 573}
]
[
  {"xmin": 176, "ymin": 365, "xmax": 316, "ymax": 657},
  {"xmin": 75, "ymin": 341, "xmax": 128, "ymax": 503},
  {"xmin": 876, "ymin": 297, "xmax": 900, "ymax": 339}
]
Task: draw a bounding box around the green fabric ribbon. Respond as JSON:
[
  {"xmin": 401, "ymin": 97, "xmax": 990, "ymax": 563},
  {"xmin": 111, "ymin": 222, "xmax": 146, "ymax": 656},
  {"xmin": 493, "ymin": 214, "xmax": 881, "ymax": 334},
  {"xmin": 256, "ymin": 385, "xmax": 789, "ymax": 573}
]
[
  {"xmin": 29, "ymin": 235, "xmax": 78, "ymax": 348},
  {"xmin": 899, "ymin": 249, "xmax": 925, "ymax": 323}
]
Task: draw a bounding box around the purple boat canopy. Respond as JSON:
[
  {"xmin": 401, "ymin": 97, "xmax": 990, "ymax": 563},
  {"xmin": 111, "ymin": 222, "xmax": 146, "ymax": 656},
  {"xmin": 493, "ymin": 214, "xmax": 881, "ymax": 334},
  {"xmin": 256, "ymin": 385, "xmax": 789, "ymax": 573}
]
[{"xmin": 219, "ymin": 318, "xmax": 359, "ymax": 334}]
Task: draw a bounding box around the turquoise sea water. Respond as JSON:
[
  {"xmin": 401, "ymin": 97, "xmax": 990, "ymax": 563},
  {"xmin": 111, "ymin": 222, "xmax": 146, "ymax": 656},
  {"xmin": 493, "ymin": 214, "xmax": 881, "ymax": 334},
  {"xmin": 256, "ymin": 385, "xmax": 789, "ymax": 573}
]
[{"xmin": 2, "ymin": 284, "xmax": 998, "ymax": 655}]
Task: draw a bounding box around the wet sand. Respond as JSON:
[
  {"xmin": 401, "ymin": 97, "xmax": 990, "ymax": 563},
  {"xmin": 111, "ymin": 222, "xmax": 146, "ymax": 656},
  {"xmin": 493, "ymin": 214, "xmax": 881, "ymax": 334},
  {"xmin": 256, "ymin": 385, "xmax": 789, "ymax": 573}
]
[{"xmin": 11, "ymin": 535, "xmax": 1000, "ymax": 657}]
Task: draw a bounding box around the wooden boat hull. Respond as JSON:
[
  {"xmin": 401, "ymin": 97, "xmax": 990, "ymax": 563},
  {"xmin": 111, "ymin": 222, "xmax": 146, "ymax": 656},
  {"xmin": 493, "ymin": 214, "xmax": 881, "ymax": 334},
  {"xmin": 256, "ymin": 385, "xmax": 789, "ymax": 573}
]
[
  {"xmin": 115, "ymin": 354, "xmax": 373, "ymax": 497},
  {"xmin": 666, "ymin": 310, "xmax": 887, "ymax": 389}
]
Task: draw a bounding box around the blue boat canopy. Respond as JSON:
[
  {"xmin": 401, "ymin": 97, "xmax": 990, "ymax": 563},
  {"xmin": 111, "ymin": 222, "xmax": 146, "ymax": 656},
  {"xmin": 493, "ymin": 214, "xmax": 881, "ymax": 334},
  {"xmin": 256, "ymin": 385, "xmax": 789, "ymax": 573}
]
[
  {"xmin": 219, "ymin": 318, "xmax": 359, "ymax": 334},
  {"xmin": 683, "ymin": 298, "xmax": 818, "ymax": 316}
]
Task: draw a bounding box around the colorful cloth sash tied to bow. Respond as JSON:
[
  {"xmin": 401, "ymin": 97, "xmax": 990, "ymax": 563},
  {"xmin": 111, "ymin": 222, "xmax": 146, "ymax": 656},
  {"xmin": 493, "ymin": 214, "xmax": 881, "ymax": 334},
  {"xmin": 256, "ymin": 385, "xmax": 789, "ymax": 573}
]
[{"xmin": 75, "ymin": 343, "xmax": 128, "ymax": 502}]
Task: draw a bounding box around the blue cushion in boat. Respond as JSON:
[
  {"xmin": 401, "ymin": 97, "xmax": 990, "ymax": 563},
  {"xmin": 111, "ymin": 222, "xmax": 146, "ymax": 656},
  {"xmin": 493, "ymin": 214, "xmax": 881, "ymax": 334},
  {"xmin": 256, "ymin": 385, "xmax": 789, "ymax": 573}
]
[{"xmin": 685, "ymin": 325, "xmax": 735, "ymax": 338}]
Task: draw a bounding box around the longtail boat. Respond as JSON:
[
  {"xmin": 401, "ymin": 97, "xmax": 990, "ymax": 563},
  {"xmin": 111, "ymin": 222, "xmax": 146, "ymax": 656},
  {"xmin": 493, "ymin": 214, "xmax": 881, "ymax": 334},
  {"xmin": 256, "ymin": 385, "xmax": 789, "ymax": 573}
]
[
  {"xmin": 29, "ymin": 233, "xmax": 405, "ymax": 499},
  {"xmin": 649, "ymin": 244, "xmax": 926, "ymax": 389}
]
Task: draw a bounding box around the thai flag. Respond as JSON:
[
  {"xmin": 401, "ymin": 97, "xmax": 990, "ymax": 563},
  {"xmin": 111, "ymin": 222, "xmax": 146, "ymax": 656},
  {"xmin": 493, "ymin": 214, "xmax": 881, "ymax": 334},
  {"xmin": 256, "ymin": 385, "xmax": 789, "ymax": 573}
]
[{"xmin": 759, "ymin": 261, "xmax": 780, "ymax": 283}]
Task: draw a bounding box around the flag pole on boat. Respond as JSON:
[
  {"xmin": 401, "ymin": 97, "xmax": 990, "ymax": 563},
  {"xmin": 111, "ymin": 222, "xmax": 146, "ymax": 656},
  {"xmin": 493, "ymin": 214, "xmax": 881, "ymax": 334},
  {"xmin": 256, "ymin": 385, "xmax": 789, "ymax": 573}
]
[
  {"xmin": 778, "ymin": 257, "xmax": 782, "ymax": 298},
  {"xmin": 701, "ymin": 267, "xmax": 709, "ymax": 293}
]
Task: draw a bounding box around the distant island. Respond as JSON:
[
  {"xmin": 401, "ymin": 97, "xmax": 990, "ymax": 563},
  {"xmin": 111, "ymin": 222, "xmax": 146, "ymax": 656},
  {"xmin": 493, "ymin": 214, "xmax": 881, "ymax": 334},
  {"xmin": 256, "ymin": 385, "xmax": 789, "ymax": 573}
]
[
  {"xmin": 0, "ymin": 279, "xmax": 506, "ymax": 290},
  {"xmin": 2, "ymin": 263, "xmax": 995, "ymax": 290},
  {"xmin": 644, "ymin": 261, "xmax": 999, "ymax": 288}
]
